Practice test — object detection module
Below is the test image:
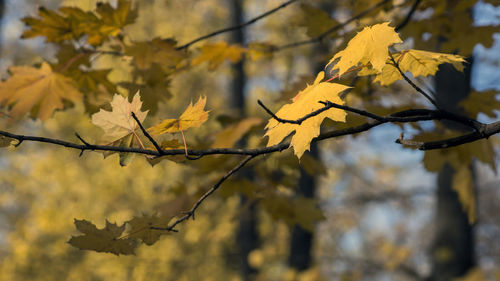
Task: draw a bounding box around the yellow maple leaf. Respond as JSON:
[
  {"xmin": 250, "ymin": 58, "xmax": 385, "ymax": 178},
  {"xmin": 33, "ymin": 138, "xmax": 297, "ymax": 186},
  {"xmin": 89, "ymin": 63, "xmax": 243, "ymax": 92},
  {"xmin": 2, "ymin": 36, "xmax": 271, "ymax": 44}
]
[
  {"xmin": 192, "ymin": 42, "xmax": 246, "ymax": 70},
  {"xmin": 327, "ymin": 22, "xmax": 402, "ymax": 76},
  {"xmin": 0, "ymin": 62, "xmax": 82, "ymax": 121},
  {"xmin": 148, "ymin": 96, "xmax": 209, "ymax": 135},
  {"xmin": 91, "ymin": 92, "xmax": 148, "ymax": 142},
  {"xmin": 265, "ymin": 71, "xmax": 349, "ymax": 158},
  {"xmin": 361, "ymin": 49, "xmax": 464, "ymax": 86}
]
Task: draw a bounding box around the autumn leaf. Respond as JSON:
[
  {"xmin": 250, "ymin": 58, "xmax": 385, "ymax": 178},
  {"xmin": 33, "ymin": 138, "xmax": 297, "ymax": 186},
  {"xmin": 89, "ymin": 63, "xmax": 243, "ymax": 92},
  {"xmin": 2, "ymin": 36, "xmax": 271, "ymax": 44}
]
[
  {"xmin": 91, "ymin": 92, "xmax": 148, "ymax": 166},
  {"xmin": 68, "ymin": 219, "xmax": 136, "ymax": 255},
  {"xmin": 327, "ymin": 22, "xmax": 402, "ymax": 76},
  {"xmin": 125, "ymin": 38, "xmax": 187, "ymax": 72},
  {"xmin": 21, "ymin": 0, "xmax": 136, "ymax": 46},
  {"xmin": 292, "ymin": 4, "xmax": 338, "ymax": 38},
  {"xmin": 453, "ymin": 165, "xmax": 475, "ymax": 223},
  {"xmin": 460, "ymin": 90, "xmax": 499, "ymax": 119},
  {"xmin": 148, "ymin": 96, "xmax": 209, "ymax": 135},
  {"xmin": 126, "ymin": 214, "xmax": 172, "ymax": 245},
  {"xmin": 91, "ymin": 92, "xmax": 148, "ymax": 142},
  {"xmin": 0, "ymin": 62, "xmax": 82, "ymax": 121},
  {"xmin": 359, "ymin": 49, "xmax": 465, "ymax": 86},
  {"xmin": 192, "ymin": 42, "xmax": 246, "ymax": 70},
  {"xmin": 265, "ymin": 71, "xmax": 348, "ymax": 158},
  {"xmin": 21, "ymin": 7, "xmax": 97, "ymax": 43}
]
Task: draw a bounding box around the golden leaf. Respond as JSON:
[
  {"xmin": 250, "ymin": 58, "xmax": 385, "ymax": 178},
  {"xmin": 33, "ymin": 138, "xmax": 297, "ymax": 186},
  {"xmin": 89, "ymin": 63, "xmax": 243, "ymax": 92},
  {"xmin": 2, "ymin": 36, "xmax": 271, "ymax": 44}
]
[
  {"xmin": 361, "ymin": 49, "xmax": 465, "ymax": 86},
  {"xmin": 0, "ymin": 62, "xmax": 82, "ymax": 121},
  {"xmin": 148, "ymin": 96, "xmax": 209, "ymax": 135},
  {"xmin": 327, "ymin": 22, "xmax": 402, "ymax": 76},
  {"xmin": 265, "ymin": 71, "xmax": 348, "ymax": 159}
]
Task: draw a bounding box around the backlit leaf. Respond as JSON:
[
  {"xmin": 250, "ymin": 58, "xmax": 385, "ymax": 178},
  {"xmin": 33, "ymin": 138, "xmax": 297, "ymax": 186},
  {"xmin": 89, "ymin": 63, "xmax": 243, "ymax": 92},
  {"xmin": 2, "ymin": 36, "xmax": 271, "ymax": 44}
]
[
  {"xmin": 265, "ymin": 71, "xmax": 348, "ymax": 158},
  {"xmin": 148, "ymin": 96, "xmax": 209, "ymax": 135},
  {"xmin": 0, "ymin": 62, "xmax": 82, "ymax": 121},
  {"xmin": 360, "ymin": 49, "xmax": 465, "ymax": 86},
  {"xmin": 327, "ymin": 22, "xmax": 402, "ymax": 76}
]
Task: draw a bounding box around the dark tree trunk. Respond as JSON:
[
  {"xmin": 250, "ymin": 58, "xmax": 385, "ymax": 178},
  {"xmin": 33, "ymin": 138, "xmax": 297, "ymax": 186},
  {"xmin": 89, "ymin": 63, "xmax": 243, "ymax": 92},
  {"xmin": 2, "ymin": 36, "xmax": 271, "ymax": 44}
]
[
  {"xmin": 289, "ymin": 143, "xmax": 318, "ymax": 270},
  {"xmin": 429, "ymin": 59, "xmax": 475, "ymax": 281},
  {"xmin": 288, "ymin": 2, "xmax": 334, "ymax": 271},
  {"xmin": 231, "ymin": 1, "xmax": 259, "ymax": 279}
]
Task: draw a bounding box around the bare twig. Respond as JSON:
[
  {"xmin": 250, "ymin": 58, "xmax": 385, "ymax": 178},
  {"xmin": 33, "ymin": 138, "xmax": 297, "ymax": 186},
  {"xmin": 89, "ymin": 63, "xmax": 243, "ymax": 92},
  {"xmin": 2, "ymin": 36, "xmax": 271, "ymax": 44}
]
[
  {"xmin": 176, "ymin": 0, "xmax": 298, "ymax": 50},
  {"xmin": 131, "ymin": 112, "xmax": 163, "ymax": 154},
  {"xmin": 151, "ymin": 155, "xmax": 257, "ymax": 231},
  {"xmin": 395, "ymin": 0, "xmax": 422, "ymax": 32},
  {"xmin": 274, "ymin": 0, "xmax": 392, "ymax": 51},
  {"xmin": 390, "ymin": 56, "xmax": 440, "ymax": 108}
]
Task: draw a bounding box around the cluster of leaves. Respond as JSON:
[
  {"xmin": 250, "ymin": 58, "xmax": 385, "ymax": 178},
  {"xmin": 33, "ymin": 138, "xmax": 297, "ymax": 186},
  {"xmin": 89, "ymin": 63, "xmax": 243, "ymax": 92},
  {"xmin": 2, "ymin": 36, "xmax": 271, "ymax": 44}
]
[{"xmin": 0, "ymin": 0, "xmax": 498, "ymax": 259}]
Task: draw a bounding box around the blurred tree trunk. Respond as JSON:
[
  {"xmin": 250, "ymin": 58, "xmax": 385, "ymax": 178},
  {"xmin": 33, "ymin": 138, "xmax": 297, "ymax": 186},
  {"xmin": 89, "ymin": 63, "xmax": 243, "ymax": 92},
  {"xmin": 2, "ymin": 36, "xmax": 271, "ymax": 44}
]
[
  {"xmin": 288, "ymin": 2, "xmax": 334, "ymax": 271},
  {"xmin": 429, "ymin": 59, "xmax": 476, "ymax": 281},
  {"xmin": 231, "ymin": 0, "xmax": 259, "ymax": 279}
]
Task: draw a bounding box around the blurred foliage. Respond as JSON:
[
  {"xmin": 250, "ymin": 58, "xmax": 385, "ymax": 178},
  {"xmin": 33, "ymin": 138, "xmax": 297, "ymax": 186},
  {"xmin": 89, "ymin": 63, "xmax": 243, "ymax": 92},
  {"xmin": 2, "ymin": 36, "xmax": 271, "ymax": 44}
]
[{"xmin": 0, "ymin": 0, "xmax": 499, "ymax": 280}]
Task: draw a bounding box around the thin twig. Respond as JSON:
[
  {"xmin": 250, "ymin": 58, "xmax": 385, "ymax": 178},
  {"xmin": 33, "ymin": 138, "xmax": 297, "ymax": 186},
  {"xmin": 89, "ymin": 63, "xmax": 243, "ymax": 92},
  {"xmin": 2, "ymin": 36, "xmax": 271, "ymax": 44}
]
[
  {"xmin": 131, "ymin": 112, "xmax": 163, "ymax": 154},
  {"xmin": 274, "ymin": 0, "xmax": 392, "ymax": 51},
  {"xmin": 176, "ymin": 0, "xmax": 298, "ymax": 50},
  {"xmin": 395, "ymin": 0, "xmax": 422, "ymax": 32},
  {"xmin": 390, "ymin": 56, "xmax": 440, "ymax": 108},
  {"xmin": 151, "ymin": 155, "xmax": 257, "ymax": 231}
]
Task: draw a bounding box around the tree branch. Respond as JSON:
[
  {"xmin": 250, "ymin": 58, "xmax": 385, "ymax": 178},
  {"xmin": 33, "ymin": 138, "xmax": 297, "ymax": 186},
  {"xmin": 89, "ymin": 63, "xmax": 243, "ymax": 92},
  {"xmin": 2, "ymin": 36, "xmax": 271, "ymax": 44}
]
[
  {"xmin": 131, "ymin": 112, "xmax": 163, "ymax": 153},
  {"xmin": 176, "ymin": 0, "xmax": 298, "ymax": 50},
  {"xmin": 395, "ymin": 0, "xmax": 422, "ymax": 32},
  {"xmin": 274, "ymin": 0, "xmax": 392, "ymax": 52},
  {"xmin": 151, "ymin": 155, "xmax": 257, "ymax": 231}
]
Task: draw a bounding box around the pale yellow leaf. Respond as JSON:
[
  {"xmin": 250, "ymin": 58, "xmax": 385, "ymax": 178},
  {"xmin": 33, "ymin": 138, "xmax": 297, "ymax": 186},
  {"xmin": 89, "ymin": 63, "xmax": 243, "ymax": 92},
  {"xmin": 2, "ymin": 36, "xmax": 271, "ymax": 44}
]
[{"xmin": 91, "ymin": 91, "xmax": 148, "ymax": 142}]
